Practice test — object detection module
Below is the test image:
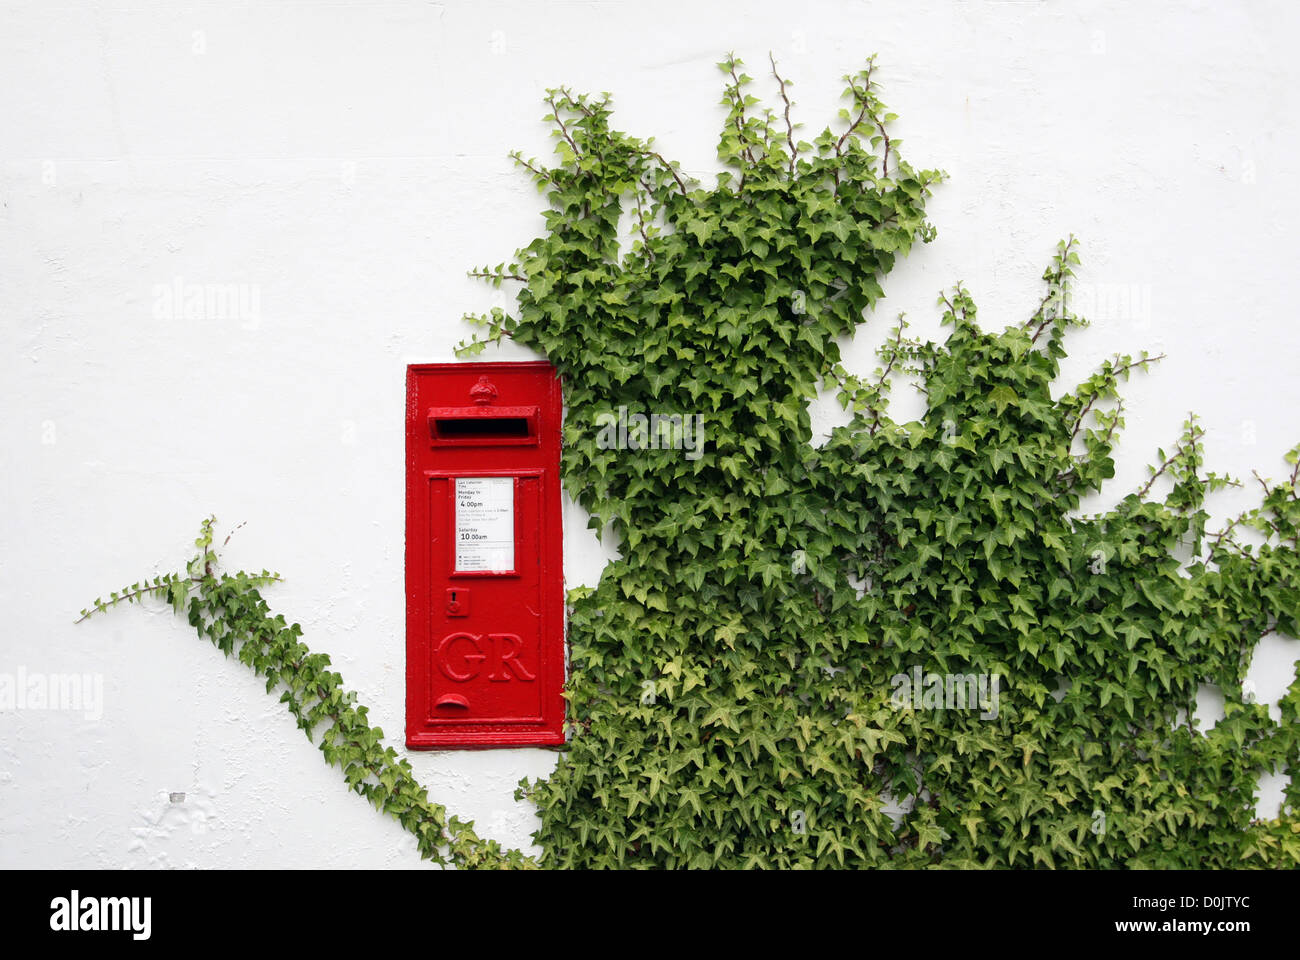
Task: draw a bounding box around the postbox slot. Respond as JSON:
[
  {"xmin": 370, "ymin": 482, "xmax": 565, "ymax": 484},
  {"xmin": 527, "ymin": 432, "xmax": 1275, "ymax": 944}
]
[
  {"xmin": 436, "ymin": 417, "xmax": 529, "ymax": 438},
  {"xmin": 427, "ymin": 405, "xmax": 539, "ymax": 446}
]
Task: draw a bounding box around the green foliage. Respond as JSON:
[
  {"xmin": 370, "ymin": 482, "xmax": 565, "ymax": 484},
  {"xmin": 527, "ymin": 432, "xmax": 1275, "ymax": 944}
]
[
  {"xmin": 459, "ymin": 54, "xmax": 1300, "ymax": 868},
  {"xmin": 80, "ymin": 517, "xmax": 534, "ymax": 870}
]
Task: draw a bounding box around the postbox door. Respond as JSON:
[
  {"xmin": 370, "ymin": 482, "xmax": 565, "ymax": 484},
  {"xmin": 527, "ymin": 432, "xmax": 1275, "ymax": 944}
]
[{"xmin": 427, "ymin": 471, "xmax": 543, "ymax": 722}]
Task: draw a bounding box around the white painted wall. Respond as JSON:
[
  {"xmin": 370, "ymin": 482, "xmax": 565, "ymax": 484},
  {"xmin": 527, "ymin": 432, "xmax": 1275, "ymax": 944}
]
[{"xmin": 2, "ymin": 0, "xmax": 1297, "ymax": 867}]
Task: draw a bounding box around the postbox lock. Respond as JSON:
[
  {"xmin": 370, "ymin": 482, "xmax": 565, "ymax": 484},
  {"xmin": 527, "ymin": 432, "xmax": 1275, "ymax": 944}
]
[{"xmin": 445, "ymin": 587, "xmax": 469, "ymax": 617}]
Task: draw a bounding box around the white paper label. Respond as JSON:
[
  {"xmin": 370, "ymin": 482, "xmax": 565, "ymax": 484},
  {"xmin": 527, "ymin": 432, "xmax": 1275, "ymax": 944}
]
[{"xmin": 455, "ymin": 477, "xmax": 514, "ymax": 572}]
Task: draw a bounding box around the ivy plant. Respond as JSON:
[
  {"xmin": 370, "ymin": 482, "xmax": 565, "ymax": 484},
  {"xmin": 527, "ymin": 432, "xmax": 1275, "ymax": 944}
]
[
  {"xmin": 79, "ymin": 518, "xmax": 533, "ymax": 869},
  {"xmin": 86, "ymin": 53, "xmax": 1299, "ymax": 869},
  {"xmin": 467, "ymin": 54, "xmax": 1300, "ymax": 868}
]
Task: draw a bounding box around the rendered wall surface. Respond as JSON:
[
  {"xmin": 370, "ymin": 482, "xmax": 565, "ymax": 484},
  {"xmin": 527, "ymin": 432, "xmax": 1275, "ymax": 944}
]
[{"xmin": 2, "ymin": 0, "xmax": 1298, "ymax": 867}]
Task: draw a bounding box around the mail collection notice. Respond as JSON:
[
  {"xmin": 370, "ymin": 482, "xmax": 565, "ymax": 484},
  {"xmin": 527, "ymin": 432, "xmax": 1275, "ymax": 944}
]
[{"xmin": 455, "ymin": 477, "xmax": 514, "ymax": 573}]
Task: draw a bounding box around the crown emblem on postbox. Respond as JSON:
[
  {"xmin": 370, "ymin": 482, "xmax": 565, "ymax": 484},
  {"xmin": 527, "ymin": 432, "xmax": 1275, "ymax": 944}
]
[{"xmin": 469, "ymin": 375, "xmax": 498, "ymax": 405}]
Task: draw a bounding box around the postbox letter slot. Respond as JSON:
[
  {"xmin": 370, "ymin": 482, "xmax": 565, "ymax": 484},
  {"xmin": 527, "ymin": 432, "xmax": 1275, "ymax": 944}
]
[
  {"xmin": 427, "ymin": 405, "xmax": 540, "ymax": 446},
  {"xmin": 435, "ymin": 694, "xmax": 470, "ymax": 709},
  {"xmin": 435, "ymin": 417, "xmax": 530, "ymax": 439}
]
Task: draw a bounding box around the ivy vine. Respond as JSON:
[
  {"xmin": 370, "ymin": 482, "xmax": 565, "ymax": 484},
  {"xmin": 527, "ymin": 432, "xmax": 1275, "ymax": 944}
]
[
  {"xmin": 85, "ymin": 53, "xmax": 1299, "ymax": 869},
  {"xmin": 79, "ymin": 518, "xmax": 533, "ymax": 869},
  {"xmin": 469, "ymin": 54, "xmax": 1300, "ymax": 868}
]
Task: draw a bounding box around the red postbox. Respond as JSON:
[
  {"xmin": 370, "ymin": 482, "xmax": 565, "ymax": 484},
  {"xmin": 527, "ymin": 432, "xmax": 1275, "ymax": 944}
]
[{"xmin": 405, "ymin": 361, "xmax": 565, "ymax": 748}]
